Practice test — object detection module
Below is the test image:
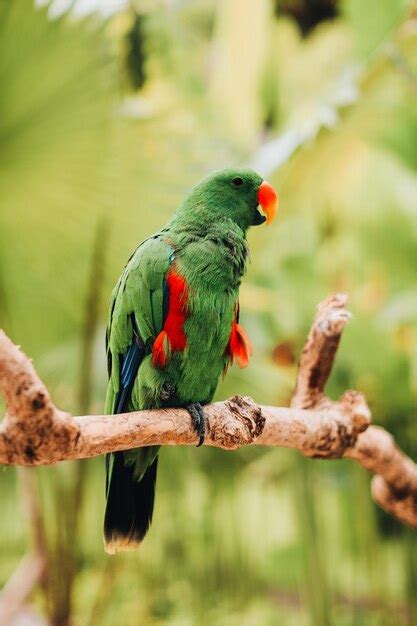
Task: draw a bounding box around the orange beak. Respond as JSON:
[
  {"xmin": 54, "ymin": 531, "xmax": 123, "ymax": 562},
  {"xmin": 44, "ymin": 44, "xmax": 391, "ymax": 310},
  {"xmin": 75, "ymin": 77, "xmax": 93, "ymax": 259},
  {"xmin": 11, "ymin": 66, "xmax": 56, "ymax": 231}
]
[{"xmin": 257, "ymin": 180, "xmax": 279, "ymax": 224}]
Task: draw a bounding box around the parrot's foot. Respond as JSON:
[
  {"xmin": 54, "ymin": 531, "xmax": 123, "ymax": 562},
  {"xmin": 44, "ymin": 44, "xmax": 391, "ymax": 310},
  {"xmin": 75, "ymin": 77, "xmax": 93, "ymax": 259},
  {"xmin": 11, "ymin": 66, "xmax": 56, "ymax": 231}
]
[{"xmin": 186, "ymin": 403, "xmax": 206, "ymax": 447}]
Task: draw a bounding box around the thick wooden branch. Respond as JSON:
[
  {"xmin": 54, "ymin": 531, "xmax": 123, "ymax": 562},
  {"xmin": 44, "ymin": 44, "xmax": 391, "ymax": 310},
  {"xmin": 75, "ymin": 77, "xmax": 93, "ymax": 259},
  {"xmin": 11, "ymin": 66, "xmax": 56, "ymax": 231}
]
[{"xmin": 1, "ymin": 294, "xmax": 417, "ymax": 529}]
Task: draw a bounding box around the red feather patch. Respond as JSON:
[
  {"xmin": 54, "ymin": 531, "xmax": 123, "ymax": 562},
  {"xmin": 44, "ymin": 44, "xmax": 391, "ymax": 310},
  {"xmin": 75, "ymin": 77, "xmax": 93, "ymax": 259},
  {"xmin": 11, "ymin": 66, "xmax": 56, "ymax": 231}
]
[
  {"xmin": 152, "ymin": 268, "xmax": 188, "ymax": 367},
  {"xmin": 227, "ymin": 320, "xmax": 252, "ymax": 368},
  {"xmin": 152, "ymin": 330, "xmax": 170, "ymax": 368}
]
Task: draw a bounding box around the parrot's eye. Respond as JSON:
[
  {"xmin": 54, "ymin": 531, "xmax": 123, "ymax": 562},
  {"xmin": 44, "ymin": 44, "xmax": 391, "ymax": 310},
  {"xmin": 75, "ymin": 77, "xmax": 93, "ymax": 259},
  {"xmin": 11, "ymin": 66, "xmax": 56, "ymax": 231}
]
[{"xmin": 231, "ymin": 177, "xmax": 244, "ymax": 187}]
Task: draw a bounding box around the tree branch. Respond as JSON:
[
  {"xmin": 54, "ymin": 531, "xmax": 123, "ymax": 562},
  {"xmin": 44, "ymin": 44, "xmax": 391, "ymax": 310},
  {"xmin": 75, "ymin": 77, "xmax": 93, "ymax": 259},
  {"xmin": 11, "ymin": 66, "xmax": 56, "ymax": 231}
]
[
  {"xmin": 290, "ymin": 293, "xmax": 417, "ymax": 528},
  {"xmin": 1, "ymin": 294, "xmax": 416, "ymax": 529}
]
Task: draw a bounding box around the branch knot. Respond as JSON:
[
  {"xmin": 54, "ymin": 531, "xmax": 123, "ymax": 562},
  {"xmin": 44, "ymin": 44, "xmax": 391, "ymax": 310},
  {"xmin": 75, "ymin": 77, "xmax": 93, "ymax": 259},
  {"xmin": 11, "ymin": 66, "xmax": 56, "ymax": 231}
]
[{"xmin": 210, "ymin": 396, "xmax": 265, "ymax": 450}]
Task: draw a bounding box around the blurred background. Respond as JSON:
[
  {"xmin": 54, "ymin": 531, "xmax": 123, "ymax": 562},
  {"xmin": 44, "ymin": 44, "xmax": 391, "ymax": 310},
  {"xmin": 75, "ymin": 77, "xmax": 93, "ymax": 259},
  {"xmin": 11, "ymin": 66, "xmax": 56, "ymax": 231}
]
[{"xmin": 1, "ymin": 0, "xmax": 417, "ymax": 624}]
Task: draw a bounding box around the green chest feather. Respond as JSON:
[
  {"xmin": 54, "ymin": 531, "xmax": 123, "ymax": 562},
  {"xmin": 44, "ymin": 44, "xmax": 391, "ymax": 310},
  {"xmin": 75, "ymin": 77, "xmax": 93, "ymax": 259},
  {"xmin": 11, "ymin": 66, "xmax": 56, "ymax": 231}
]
[{"xmin": 137, "ymin": 224, "xmax": 248, "ymax": 408}]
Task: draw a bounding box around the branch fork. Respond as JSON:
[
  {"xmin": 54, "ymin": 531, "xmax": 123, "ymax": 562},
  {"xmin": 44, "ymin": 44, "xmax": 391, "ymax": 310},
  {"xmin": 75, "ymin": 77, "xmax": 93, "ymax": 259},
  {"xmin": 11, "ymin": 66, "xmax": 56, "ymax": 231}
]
[{"xmin": 0, "ymin": 293, "xmax": 416, "ymax": 528}]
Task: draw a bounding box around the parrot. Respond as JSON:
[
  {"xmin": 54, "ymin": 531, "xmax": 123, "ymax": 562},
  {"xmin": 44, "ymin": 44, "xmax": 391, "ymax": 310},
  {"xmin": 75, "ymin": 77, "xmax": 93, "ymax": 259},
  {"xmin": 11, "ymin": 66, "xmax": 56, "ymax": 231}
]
[{"xmin": 104, "ymin": 168, "xmax": 278, "ymax": 554}]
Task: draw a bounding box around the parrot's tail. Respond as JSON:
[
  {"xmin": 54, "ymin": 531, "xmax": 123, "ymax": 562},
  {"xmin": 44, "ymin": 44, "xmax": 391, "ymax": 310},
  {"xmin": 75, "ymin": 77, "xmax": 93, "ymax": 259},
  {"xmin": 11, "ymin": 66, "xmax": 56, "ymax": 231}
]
[{"xmin": 103, "ymin": 452, "xmax": 158, "ymax": 554}]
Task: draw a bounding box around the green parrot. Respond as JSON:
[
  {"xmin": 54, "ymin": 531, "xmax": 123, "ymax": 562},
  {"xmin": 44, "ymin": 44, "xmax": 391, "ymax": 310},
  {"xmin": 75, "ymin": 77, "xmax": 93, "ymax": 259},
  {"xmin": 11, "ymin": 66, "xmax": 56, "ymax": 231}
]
[{"xmin": 104, "ymin": 168, "xmax": 278, "ymax": 554}]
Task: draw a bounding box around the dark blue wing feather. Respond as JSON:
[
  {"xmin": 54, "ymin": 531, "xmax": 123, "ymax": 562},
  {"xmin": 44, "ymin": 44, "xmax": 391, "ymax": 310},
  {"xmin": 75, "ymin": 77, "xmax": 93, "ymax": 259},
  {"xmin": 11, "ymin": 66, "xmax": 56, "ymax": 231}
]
[
  {"xmin": 115, "ymin": 343, "xmax": 144, "ymax": 413},
  {"xmin": 106, "ymin": 319, "xmax": 145, "ymax": 494},
  {"xmin": 115, "ymin": 316, "xmax": 146, "ymax": 414}
]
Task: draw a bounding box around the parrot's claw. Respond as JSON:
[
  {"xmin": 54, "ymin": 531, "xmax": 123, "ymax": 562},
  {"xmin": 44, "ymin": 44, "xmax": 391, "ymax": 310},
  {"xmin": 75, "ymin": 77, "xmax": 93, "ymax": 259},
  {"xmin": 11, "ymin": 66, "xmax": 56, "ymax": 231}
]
[{"xmin": 186, "ymin": 403, "xmax": 205, "ymax": 447}]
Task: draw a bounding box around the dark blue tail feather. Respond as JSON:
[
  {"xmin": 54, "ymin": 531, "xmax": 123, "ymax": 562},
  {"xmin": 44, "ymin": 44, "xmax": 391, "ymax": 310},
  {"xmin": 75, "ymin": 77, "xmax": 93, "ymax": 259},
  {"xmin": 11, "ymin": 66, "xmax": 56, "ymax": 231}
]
[{"xmin": 104, "ymin": 453, "xmax": 158, "ymax": 553}]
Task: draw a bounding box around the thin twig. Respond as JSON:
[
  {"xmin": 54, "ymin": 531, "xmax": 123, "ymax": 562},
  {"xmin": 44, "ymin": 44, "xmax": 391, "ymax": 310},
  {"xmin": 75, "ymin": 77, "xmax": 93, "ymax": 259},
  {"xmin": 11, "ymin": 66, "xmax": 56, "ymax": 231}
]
[{"xmin": 0, "ymin": 469, "xmax": 48, "ymax": 626}]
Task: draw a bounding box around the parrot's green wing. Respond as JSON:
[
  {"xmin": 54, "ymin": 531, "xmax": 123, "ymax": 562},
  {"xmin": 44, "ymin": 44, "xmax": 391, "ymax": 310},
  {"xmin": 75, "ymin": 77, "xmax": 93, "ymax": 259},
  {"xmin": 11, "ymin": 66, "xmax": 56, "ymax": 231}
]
[{"xmin": 105, "ymin": 235, "xmax": 174, "ymax": 415}]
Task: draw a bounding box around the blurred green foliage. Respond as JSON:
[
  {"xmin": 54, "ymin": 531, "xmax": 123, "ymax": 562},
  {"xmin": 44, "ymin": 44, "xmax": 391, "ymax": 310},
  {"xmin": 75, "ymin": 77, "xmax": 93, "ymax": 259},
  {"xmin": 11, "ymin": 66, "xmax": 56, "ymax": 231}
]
[{"xmin": 0, "ymin": 0, "xmax": 416, "ymax": 625}]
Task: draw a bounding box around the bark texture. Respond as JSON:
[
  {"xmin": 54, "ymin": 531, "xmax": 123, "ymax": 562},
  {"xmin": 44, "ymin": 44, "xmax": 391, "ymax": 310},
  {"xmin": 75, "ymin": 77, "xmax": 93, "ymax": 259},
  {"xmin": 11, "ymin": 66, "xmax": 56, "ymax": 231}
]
[{"xmin": 0, "ymin": 294, "xmax": 416, "ymax": 528}]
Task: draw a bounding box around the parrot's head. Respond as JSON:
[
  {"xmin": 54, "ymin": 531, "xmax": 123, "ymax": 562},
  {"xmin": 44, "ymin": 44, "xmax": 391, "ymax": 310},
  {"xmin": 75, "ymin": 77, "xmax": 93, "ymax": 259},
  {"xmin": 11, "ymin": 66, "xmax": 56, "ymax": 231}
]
[{"xmin": 176, "ymin": 168, "xmax": 279, "ymax": 232}]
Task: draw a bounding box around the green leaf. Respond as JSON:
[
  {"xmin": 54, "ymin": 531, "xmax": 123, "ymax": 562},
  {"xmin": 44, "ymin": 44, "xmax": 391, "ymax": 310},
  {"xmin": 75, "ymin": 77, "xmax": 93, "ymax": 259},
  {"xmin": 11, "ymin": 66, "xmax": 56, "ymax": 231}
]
[{"xmin": 343, "ymin": 0, "xmax": 410, "ymax": 57}]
